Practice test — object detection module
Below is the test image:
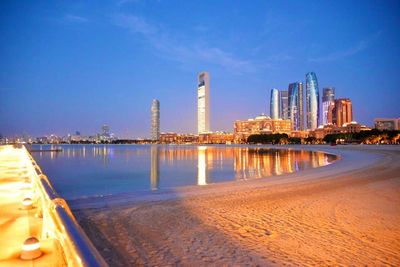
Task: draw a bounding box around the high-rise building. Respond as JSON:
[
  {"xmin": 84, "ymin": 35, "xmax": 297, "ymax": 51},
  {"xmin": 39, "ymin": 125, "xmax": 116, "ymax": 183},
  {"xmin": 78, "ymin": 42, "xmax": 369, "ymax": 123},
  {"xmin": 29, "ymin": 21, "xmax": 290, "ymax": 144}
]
[
  {"xmin": 306, "ymin": 72, "xmax": 320, "ymax": 130},
  {"xmin": 197, "ymin": 72, "xmax": 210, "ymax": 134},
  {"xmin": 270, "ymin": 88, "xmax": 280, "ymax": 119},
  {"xmin": 151, "ymin": 99, "xmax": 160, "ymax": 141},
  {"xmin": 329, "ymin": 98, "xmax": 352, "ymax": 127},
  {"xmin": 298, "ymin": 82, "xmax": 304, "ymax": 130},
  {"xmin": 101, "ymin": 124, "xmax": 110, "ymax": 137},
  {"xmin": 279, "ymin": 90, "xmax": 289, "ymax": 120},
  {"xmin": 288, "ymin": 82, "xmax": 304, "ymax": 130},
  {"xmin": 322, "ymin": 87, "xmax": 335, "ymax": 125}
]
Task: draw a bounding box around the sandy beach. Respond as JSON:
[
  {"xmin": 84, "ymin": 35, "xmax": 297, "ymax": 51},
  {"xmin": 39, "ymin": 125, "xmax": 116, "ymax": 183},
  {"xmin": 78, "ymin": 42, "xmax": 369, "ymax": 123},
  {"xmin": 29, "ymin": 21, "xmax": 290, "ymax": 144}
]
[{"xmin": 72, "ymin": 145, "xmax": 400, "ymax": 266}]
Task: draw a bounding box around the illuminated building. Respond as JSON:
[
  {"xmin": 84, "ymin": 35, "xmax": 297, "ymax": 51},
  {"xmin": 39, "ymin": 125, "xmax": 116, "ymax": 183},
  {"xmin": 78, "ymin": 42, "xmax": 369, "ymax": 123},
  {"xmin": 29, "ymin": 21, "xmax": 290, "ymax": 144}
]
[
  {"xmin": 322, "ymin": 87, "xmax": 335, "ymax": 125},
  {"xmin": 198, "ymin": 132, "xmax": 234, "ymax": 144},
  {"xmin": 159, "ymin": 133, "xmax": 199, "ymax": 144},
  {"xmin": 102, "ymin": 124, "xmax": 109, "ymax": 136},
  {"xmin": 288, "ymin": 82, "xmax": 304, "ymax": 130},
  {"xmin": 99, "ymin": 124, "xmax": 112, "ymax": 142},
  {"xmin": 279, "ymin": 90, "xmax": 289, "ymax": 120},
  {"xmin": 197, "ymin": 72, "xmax": 210, "ymax": 134},
  {"xmin": 329, "ymin": 98, "xmax": 352, "ymax": 127},
  {"xmin": 159, "ymin": 132, "xmax": 177, "ymax": 143},
  {"xmin": 306, "ymin": 72, "xmax": 320, "ymax": 130},
  {"xmin": 270, "ymin": 88, "xmax": 280, "ymax": 119},
  {"xmin": 151, "ymin": 99, "xmax": 160, "ymax": 141},
  {"xmin": 374, "ymin": 118, "xmax": 400, "ymax": 131},
  {"xmin": 311, "ymin": 121, "xmax": 370, "ymax": 139},
  {"xmin": 234, "ymin": 114, "xmax": 291, "ymax": 143}
]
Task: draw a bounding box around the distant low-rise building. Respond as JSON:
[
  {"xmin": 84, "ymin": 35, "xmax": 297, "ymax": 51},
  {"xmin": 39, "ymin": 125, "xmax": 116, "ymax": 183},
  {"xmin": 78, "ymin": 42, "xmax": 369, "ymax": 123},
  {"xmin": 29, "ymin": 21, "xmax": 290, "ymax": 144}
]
[
  {"xmin": 160, "ymin": 132, "xmax": 178, "ymax": 143},
  {"xmin": 199, "ymin": 132, "xmax": 234, "ymax": 144},
  {"xmin": 234, "ymin": 114, "xmax": 291, "ymax": 143},
  {"xmin": 374, "ymin": 118, "xmax": 400, "ymax": 131},
  {"xmin": 311, "ymin": 122, "xmax": 370, "ymax": 139},
  {"xmin": 160, "ymin": 133, "xmax": 199, "ymax": 144}
]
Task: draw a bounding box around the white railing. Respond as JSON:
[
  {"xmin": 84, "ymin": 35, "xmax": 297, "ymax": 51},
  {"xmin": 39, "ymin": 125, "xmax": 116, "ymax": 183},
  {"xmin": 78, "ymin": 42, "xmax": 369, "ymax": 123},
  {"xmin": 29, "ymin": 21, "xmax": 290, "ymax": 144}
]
[{"xmin": 19, "ymin": 145, "xmax": 107, "ymax": 267}]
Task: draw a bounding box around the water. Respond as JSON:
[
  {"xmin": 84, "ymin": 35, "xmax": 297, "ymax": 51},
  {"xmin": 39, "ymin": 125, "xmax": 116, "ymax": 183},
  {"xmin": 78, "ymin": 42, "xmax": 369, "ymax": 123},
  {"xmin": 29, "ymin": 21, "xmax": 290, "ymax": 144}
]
[{"xmin": 31, "ymin": 144, "xmax": 337, "ymax": 200}]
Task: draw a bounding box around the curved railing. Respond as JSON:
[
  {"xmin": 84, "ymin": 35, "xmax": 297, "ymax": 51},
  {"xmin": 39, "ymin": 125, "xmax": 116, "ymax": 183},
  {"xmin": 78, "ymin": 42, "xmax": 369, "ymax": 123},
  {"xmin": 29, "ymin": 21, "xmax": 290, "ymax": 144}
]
[{"xmin": 21, "ymin": 145, "xmax": 108, "ymax": 267}]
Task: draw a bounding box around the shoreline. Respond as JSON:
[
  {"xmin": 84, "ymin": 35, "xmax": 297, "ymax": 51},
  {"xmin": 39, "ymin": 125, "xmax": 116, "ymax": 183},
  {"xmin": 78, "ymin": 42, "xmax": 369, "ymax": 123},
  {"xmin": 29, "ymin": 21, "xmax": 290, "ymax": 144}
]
[
  {"xmin": 73, "ymin": 145, "xmax": 400, "ymax": 266},
  {"xmin": 68, "ymin": 145, "xmax": 373, "ymax": 210}
]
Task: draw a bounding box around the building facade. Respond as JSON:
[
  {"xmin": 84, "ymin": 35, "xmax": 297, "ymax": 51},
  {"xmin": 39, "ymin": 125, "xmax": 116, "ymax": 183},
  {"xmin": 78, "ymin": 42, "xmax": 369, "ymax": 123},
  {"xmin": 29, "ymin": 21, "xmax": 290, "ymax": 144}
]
[
  {"xmin": 306, "ymin": 72, "xmax": 320, "ymax": 130},
  {"xmin": 198, "ymin": 132, "xmax": 234, "ymax": 144},
  {"xmin": 288, "ymin": 82, "xmax": 304, "ymax": 130},
  {"xmin": 197, "ymin": 72, "xmax": 210, "ymax": 134},
  {"xmin": 151, "ymin": 99, "xmax": 160, "ymax": 141},
  {"xmin": 329, "ymin": 98, "xmax": 352, "ymax": 127},
  {"xmin": 374, "ymin": 118, "xmax": 400, "ymax": 131},
  {"xmin": 234, "ymin": 114, "xmax": 291, "ymax": 143},
  {"xmin": 311, "ymin": 122, "xmax": 370, "ymax": 139},
  {"xmin": 279, "ymin": 90, "xmax": 289, "ymax": 120},
  {"xmin": 322, "ymin": 87, "xmax": 335, "ymax": 125},
  {"xmin": 270, "ymin": 88, "xmax": 280, "ymax": 119}
]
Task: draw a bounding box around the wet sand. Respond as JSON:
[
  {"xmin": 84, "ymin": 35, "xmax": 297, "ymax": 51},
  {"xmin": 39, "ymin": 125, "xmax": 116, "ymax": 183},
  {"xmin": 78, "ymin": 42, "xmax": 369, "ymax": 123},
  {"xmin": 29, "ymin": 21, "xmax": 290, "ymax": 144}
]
[{"xmin": 72, "ymin": 145, "xmax": 400, "ymax": 266}]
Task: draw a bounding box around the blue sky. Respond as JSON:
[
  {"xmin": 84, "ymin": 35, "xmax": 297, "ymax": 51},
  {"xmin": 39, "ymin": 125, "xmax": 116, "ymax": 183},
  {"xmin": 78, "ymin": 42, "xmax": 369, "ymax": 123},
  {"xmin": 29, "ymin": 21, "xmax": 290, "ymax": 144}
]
[{"xmin": 1, "ymin": 0, "xmax": 399, "ymax": 138}]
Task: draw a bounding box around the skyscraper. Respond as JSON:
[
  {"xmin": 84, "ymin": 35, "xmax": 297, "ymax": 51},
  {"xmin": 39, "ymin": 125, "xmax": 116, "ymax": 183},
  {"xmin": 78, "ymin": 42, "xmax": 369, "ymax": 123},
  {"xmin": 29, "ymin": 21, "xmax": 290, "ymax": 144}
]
[
  {"xmin": 298, "ymin": 82, "xmax": 304, "ymax": 130},
  {"xmin": 197, "ymin": 72, "xmax": 210, "ymax": 134},
  {"xmin": 306, "ymin": 72, "xmax": 320, "ymax": 130},
  {"xmin": 322, "ymin": 87, "xmax": 335, "ymax": 125},
  {"xmin": 279, "ymin": 90, "xmax": 289, "ymax": 120},
  {"xmin": 151, "ymin": 99, "xmax": 160, "ymax": 141},
  {"xmin": 102, "ymin": 124, "xmax": 110, "ymax": 137},
  {"xmin": 329, "ymin": 98, "xmax": 353, "ymax": 127},
  {"xmin": 288, "ymin": 82, "xmax": 304, "ymax": 130},
  {"xmin": 270, "ymin": 88, "xmax": 280, "ymax": 119}
]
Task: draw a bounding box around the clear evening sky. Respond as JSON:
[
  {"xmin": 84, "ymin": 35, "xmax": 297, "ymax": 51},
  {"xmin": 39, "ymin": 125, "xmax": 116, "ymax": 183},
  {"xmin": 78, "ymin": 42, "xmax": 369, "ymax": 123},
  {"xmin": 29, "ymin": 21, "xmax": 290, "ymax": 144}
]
[{"xmin": 1, "ymin": 0, "xmax": 399, "ymax": 138}]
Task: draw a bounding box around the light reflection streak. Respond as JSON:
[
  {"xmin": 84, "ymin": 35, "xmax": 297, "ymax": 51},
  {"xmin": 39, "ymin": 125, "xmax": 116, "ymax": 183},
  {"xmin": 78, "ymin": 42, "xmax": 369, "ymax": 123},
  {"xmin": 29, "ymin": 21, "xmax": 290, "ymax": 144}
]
[
  {"xmin": 197, "ymin": 146, "xmax": 207, "ymax": 185},
  {"xmin": 150, "ymin": 145, "xmax": 160, "ymax": 190}
]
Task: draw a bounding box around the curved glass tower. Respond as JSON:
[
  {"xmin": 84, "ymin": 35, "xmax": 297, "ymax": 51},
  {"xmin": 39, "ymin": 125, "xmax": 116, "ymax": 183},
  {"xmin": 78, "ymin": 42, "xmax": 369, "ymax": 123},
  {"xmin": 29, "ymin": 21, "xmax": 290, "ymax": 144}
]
[
  {"xmin": 151, "ymin": 99, "xmax": 160, "ymax": 141},
  {"xmin": 270, "ymin": 88, "xmax": 280, "ymax": 120},
  {"xmin": 306, "ymin": 72, "xmax": 320, "ymax": 130}
]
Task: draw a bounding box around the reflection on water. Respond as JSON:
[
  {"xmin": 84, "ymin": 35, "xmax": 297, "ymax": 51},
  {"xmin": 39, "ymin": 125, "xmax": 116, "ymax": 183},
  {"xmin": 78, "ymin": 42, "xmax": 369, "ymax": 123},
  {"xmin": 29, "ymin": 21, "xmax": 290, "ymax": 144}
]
[
  {"xmin": 197, "ymin": 146, "xmax": 207, "ymax": 186},
  {"xmin": 32, "ymin": 145, "xmax": 337, "ymax": 199},
  {"xmin": 150, "ymin": 145, "xmax": 159, "ymax": 190}
]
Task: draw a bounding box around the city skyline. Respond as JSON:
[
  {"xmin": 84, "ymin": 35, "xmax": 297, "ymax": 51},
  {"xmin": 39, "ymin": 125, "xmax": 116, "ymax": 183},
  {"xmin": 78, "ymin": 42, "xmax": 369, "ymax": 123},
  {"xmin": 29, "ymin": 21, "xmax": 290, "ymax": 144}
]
[{"xmin": 0, "ymin": 1, "xmax": 399, "ymax": 138}]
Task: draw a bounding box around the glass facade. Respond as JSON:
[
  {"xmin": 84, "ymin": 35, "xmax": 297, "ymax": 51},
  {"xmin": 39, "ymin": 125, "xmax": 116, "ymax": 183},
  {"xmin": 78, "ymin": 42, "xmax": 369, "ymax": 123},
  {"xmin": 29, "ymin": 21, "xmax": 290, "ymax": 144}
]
[
  {"xmin": 288, "ymin": 82, "xmax": 303, "ymax": 130},
  {"xmin": 279, "ymin": 90, "xmax": 289, "ymax": 120},
  {"xmin": 151, "ymin": 99, "xmax": 160, "ymax": 140},
  {"xmin": 306, "ymin": 72, "xmax": 320, "ymax": 130},
  {"xmin": 197, "ymin": 72, "xmax": 210, "ymax": 134},
  {"xmin": 270, "ymin": 88, "xmax": 280, "ymax": 119},
  {"xmin": 322, "ymin": 87, "xmax": 335, "ymax": 125}
]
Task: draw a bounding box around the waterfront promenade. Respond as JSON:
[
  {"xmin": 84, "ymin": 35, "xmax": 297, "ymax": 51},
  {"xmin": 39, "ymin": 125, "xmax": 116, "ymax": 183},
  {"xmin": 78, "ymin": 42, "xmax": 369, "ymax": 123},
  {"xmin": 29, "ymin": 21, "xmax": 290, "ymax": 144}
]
[{"xmin": 0, "ymin": 145, "xmax": 106, "ymax": 267}]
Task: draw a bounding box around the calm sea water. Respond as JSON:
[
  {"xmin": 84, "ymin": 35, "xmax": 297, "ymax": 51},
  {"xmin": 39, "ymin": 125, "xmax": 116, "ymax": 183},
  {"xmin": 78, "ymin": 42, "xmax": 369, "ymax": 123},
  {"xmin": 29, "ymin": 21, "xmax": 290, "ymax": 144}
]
[{"xmin": 31, "ymin": 144, "xmax": 337, "ymax": 200}]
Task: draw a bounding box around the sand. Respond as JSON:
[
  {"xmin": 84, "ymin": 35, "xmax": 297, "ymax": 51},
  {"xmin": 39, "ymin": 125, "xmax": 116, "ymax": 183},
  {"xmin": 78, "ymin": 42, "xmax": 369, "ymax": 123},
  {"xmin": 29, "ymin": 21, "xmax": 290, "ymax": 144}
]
[{"xmin": 72, "ymin": 145, "xmax": 400, "ymax": 266}]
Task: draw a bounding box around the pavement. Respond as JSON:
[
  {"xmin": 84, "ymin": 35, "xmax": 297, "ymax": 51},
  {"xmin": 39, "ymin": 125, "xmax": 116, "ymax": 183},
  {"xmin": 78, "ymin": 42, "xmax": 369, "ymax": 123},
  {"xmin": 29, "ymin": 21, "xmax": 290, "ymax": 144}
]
[{"xmin": 0, "ymin": 145, "xmax": 67, "ymax": 267}]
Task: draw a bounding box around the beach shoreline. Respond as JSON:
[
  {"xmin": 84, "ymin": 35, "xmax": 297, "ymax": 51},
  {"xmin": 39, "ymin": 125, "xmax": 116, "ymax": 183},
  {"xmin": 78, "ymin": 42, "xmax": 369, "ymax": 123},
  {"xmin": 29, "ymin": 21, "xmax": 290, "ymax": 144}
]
[{"xmin": 73, "ymin": 145, "xmax": 400, "ymax": 266}]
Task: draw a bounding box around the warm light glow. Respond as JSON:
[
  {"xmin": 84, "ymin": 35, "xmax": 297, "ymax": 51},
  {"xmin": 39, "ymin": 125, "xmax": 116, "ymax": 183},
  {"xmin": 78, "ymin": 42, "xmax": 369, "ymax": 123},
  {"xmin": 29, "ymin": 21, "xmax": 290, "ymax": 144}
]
[
  {"xmin": 197, "ymin": 146, "xmax": 207, "ymax": 185},
  {"xmin": 22, "ymin": 241, "xmax": 40, "ymax": 251}
]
